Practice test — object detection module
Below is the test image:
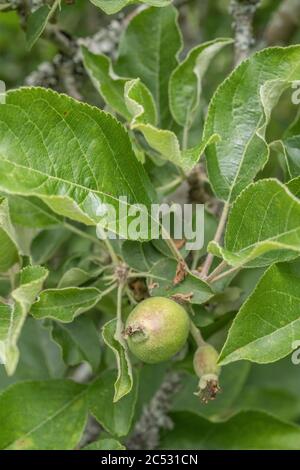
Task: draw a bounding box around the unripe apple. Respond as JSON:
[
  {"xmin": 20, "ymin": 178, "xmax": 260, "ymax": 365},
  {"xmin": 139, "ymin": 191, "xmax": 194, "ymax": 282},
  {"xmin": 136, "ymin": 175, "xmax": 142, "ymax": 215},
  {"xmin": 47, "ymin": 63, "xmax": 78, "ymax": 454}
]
[
  {"xmin": 124, "ymin": 297, "xmax": 190, "ymax": 364},
  {"xmin": 193, "ymin": 344, "xmax": 220, "ymax": 378},
  {"xmin": 193, "ymin": 344, "xmax": 221, "ymax": 403}
]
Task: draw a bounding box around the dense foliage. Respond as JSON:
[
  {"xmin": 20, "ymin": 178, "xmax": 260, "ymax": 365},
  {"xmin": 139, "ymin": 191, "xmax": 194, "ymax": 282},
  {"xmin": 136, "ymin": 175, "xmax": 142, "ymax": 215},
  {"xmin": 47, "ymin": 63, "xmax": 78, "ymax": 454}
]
[{"xmin": 0, "ymin": 0, "xmax": 300, "ymax": 451}]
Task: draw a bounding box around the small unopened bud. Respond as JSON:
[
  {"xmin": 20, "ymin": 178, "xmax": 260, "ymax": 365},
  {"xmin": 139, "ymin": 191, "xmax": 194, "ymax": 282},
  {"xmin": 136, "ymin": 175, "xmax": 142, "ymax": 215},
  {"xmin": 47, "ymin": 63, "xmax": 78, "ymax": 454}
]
[{"xmin": 193, "ymin": 344, "xmax": 221, "ymax": 403}]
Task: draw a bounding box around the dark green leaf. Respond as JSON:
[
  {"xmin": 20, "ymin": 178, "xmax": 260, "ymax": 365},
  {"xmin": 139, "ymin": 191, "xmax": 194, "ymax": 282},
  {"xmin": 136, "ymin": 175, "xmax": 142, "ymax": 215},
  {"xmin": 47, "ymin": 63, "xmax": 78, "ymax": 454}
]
[
  {"xmin": 0, "ymin": 379, "xmax": 87, "ymax": 450},
  {"xmin": 88, "ymin": 370, "xmax": 138, "ymax": 437}
]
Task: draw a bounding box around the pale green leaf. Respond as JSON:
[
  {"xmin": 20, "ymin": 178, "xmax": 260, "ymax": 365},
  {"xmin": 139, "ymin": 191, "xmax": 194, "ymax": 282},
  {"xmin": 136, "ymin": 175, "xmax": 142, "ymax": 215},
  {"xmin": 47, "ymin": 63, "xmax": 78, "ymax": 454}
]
[
  {"xmin": 1, "ymin": 266, "xmax": 48, "ymax": 375},
  {"xmin": 31, "ymin": 287, "xmax": 102, "ymax": 322},
  {"xmin": 102, "ymin": 319, "xmax": 133, "ymax": 402},
  {"xmin": 0, "ymin": 198, "xmax": 20, "ymax": 272},
  {"xmin": 135, "ymin": 125, "xmax": 183, "ymax": 165},
  {"xmin": 26, "ymin": 0, "xmax": 61, "ymax": 50},
  {"xmin": 88, "ymin": 369, "xmax": 138, "ymax": 437},
  {"xmin": 0, "ymin": 304, "xmax": 12, "ymax": 367},
  {"xmin": 203, "ymin": 46, "xmax": 300, "ymax": 202},
  {"xmin": 81, "ymin": 48, "xmax": 130, "ymax": 119},
  {"xmin": 124, "ymin": 78, "xmax": 218, "ymax": 169},
  {"xmin": 219, "ymin": 261, "xmax": 300, "ymax": 366},
  {"xmin": 209, "ymin": 179, "xmax": 300, "ymax": 268},
  {"xmin": 0, "ymin": 379, "xmax": 87, "ymax": 450},
  {"xmin": 169, "ymin": 38, "xmax": 233, "ymax": 127},
  {"xmin": 0, "ymin": 87, "xmax": 155, "ymax": 236},
  {"xmin": 115, "ymin": 5, "xmax": 182, "ymax": 128},
  {"xmin": 124, "ymin": 78, "xmax": 157, "ymax": 126}
]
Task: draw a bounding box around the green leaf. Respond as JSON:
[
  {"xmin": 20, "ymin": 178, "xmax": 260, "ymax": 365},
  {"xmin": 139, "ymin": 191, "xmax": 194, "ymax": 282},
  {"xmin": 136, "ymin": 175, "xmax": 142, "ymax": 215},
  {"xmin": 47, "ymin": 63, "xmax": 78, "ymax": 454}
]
[
  {"xmin": 31, "ymin": 287, "xmax": 102, "ymax": 322},
  {"xmin": 148, "ymin": 258, "xmax": 213, "ymax": 304},
  {"xmin": 48, "ymin": 315, "xmax": 101, "ymax": 372},
  {"xmin": 0, "ymin": 88, "xmax": 155, "ymax": 235},
  {"xmin": 0, "ymin": 198, "xmax": 20, "ymax": 272},
  {"xmin": 115, "ymin": 5, "xmax": 182, "ymax": 128},
  {"xmin": 1, "ymin": 266, "xmax": 48, "ymax": 375},
  {"xmin": 145, "ymin": 159, "xmax": 182, "ymax": 194},
  {"xmin": 121, "ymin": 240, "xmax": 161, "ymax": 272},
  {"xmin": 90, "ymin": 0, "xmax": 171, "ymax": 15},
  {"xmin": 81, "ymin": 48, "xmax": 130, "ymax": 120},
  {"xmin": 203, "ymin": 46, "xmax": 300, "ymax": 202},
  {"xmin": 273, "ymin": 136, "xmax": 300, "ymax": 180},
  {"xmin": 137, "ymin": 126, "xmax": 182, "ymax": 165},
  {"xmin": 160, "ymin": 410, "xmax": 300, "ymax": 450},
  {"xmin": 0, "ymin": 317, "xmax": 65, "ymax": 390},
  {"xmin": 82, "ymin": 49, "xmax": 158, "ymax": 127},
  {"xmin": 209, "ymin": 179, "xmax": 300, "ymax": 268},
  {"xmin": 124, "ymin": 78, "xmax": 217, "ymax": 169},
  {"xmin": 169, "ymin": 38, "xmax": 233, "ymax": 127},
  {"xmin": 235, "ymin": 382, "xmax": 300, "ymax": 423},
  {"xmin": 31, "ymin": 227, "xmax": 70, "ymax": 265},
  {"xmin": 0, "ymin": 379, "xmax": 87, "ymax": 450},
  {"xmin": 83, "ymin": 438, "xmax": 125, "ymax": 450},
  {"xmin": 219, "ymin": 260, "xmax": 300, "ymax": 366},
  {"xmin": 88, "ymin": 370, "xmax": 138, "ymax": 437},
  {"xmin": 102, "ymin": 319, "xmax": 133, "ymax": 402},
  {"xmin": 26, "ymin": 0, "xmax": 61, "ymax": 50},
  {"xmin": 82, "ymin": 48, "xmax": 209, "ymax": 169},
  {"xmin": 58, "ymin": 266, "xmax": 103, "ymax": 288},
  {"xmin": 235, "ymin": 358, "xmax": 300, "ymax": 422},
  {"xmin": 125, "ymin": 78, "xmax": 157, "ymax": 126},
  {"xmin": 287, "ymin": 176, "xmax": 300, "ymax": 198},
  {"xmin": 83, "ymin": 22, "xmax": 216, "ymax": 170},
  {"xmin": 8, "ymin": 196, "xmax": 62, "ymax": 229}
]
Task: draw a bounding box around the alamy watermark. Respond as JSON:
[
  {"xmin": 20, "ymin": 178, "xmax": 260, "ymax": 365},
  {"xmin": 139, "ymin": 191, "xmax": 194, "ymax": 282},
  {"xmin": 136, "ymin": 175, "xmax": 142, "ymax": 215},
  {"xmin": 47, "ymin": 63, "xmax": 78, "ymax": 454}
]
[
  {"xmin": 291, "ymin": 340, "xmax": 300, "ymax": 365},
  {"xmin": 291, "ymin": 81, "xmax": 300, "ymax": 105},
  {"xmin": 95, "ymin": 197, "xmax": 205, "ymax": 251}
]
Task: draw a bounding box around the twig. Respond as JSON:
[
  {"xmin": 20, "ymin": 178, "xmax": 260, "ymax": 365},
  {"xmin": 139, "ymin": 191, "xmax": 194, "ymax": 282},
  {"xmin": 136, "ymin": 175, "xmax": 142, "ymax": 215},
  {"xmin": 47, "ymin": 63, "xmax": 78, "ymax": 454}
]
[
  {"xmin": 200, "ymin": 202, "xmax": 230, "ymax": 278},
  {"xmin": 230, "ymin": 0, "xmax": 261, "ymax": 65},
  {"xmin": 0, "ymin": 0, "xmax": 19, "ymax": 12},
  {"xmin": 115, "ymin": 282, "xmax": 125, "ymax": 344},
  {"xmin": 96, "ymin": 227, "xmax": 119, "ymax": 265},
  {"xmin": 205, "ymin": 260, "xmax": 227, "ymax": 282},
  {"xmin": 25, "ymin": 16, "xmax": 124, "ymax": 96},
  {"xmin": 165, "ymin": 237, "xmax": 187, "ymax": 266},
  {"xmin": 190, "ymin": 320, "xmax": 205, "ymax": 347},
  {"xmin": 209, "ymin": 265, "xmax": 241, "ymax": 284}
]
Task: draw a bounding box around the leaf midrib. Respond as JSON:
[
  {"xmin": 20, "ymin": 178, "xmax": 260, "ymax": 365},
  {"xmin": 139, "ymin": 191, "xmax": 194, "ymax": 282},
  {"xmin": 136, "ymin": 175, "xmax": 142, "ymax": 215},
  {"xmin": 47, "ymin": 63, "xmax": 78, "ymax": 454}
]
[{"xmin": 221, "ymin": 289, "xmax": 300, "ymax": 363}]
